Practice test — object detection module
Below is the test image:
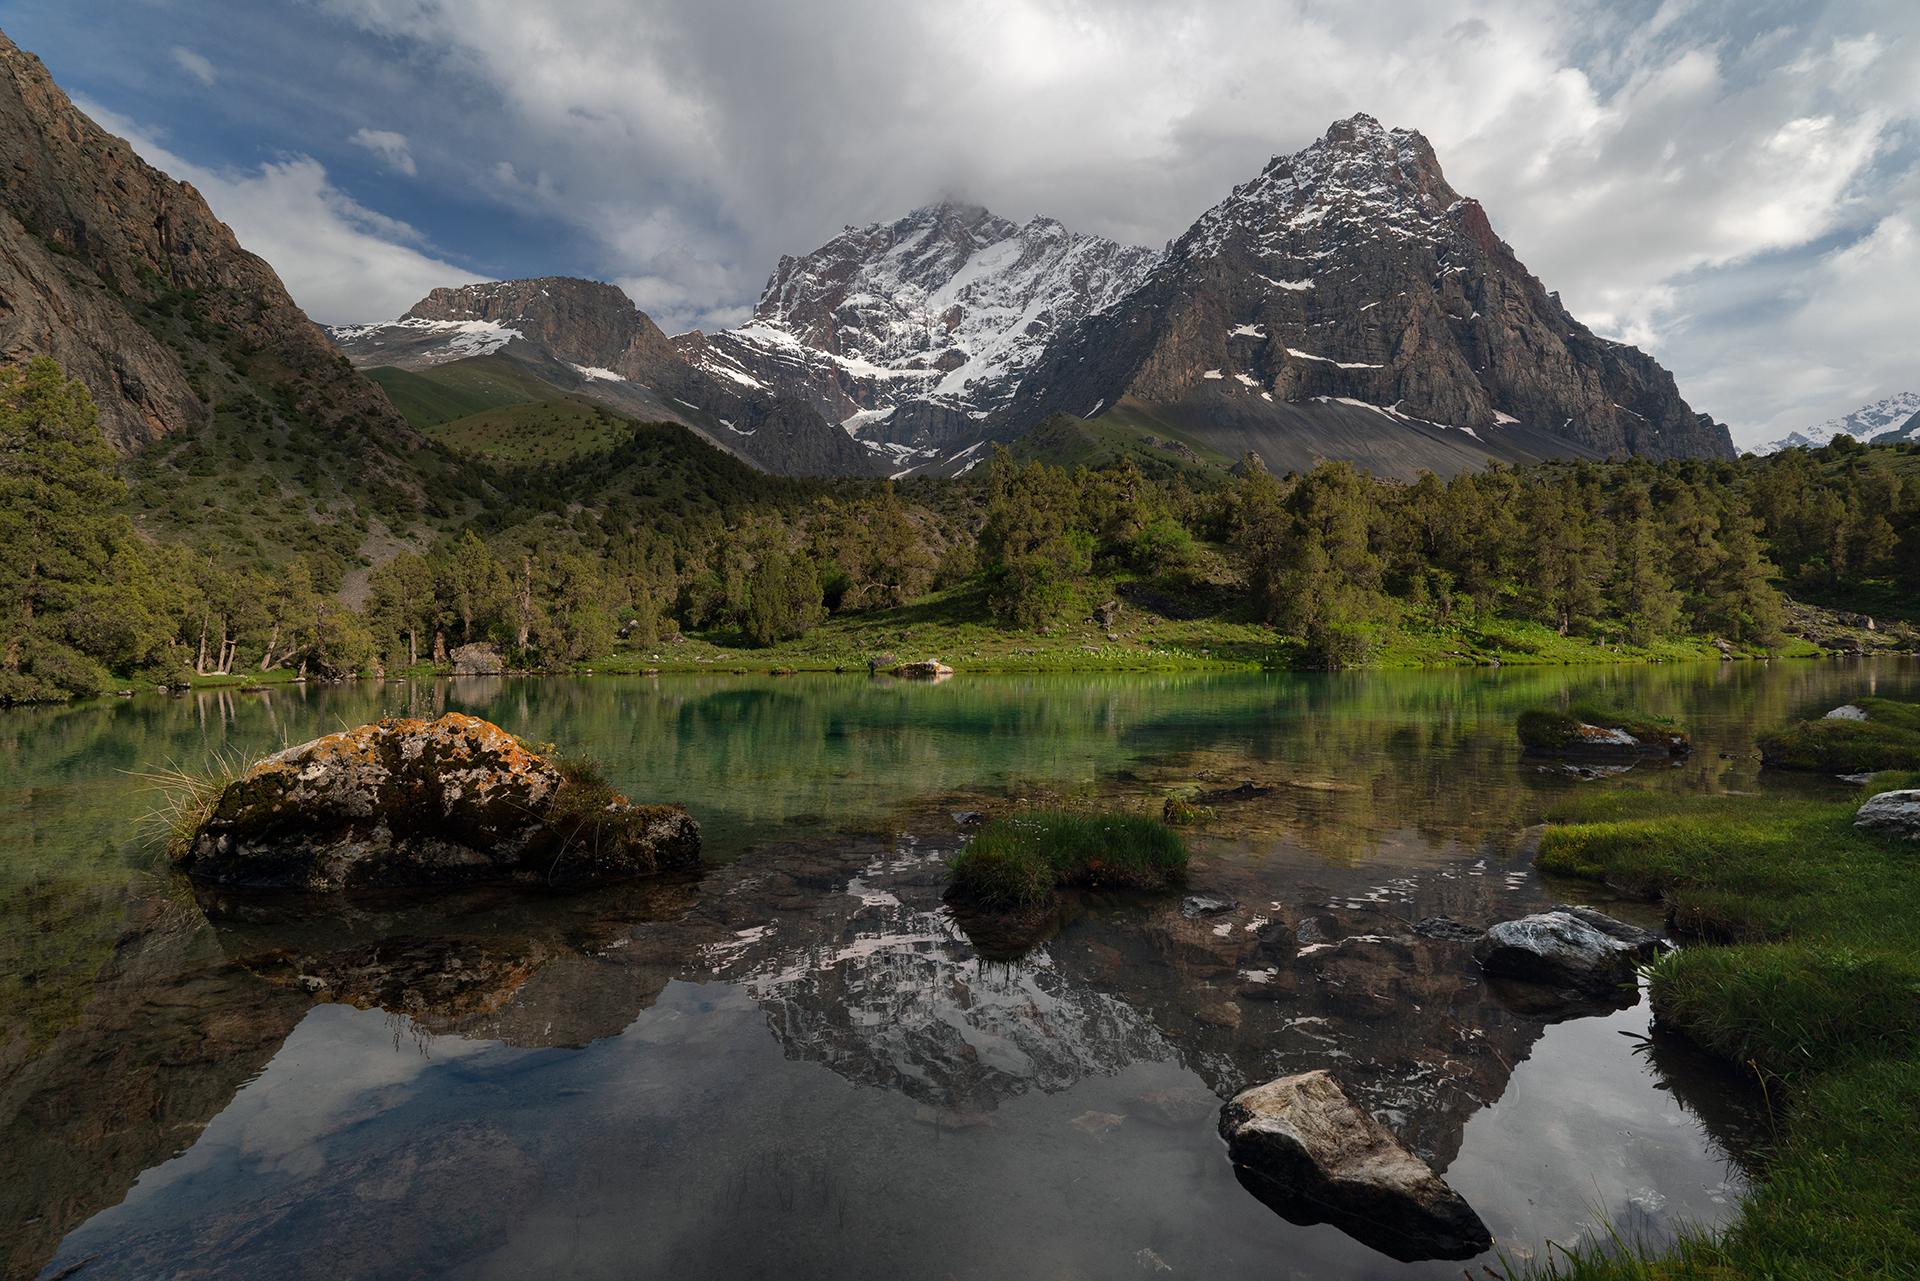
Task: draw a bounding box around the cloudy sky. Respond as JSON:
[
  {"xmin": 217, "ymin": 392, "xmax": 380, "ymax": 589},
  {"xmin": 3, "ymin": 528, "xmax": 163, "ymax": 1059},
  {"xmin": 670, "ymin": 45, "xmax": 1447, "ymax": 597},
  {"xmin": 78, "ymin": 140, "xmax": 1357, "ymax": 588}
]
[{"xmin": 4, "ymin": 0, "xmax": 1915, "ymax": 447}]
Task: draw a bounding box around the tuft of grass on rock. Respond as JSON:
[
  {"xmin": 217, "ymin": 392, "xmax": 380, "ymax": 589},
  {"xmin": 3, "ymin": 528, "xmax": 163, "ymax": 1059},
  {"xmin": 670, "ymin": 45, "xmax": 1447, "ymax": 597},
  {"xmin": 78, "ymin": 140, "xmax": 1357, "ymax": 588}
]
[
  {"xmin": 1517, "ymin": 701, "xmax": 1687, "ymax": 753},
  {"xmin": 137, "ymin": 756, "xmax": 249, "ymax": 860},
  {"xmin": 1756, "ymin": 696, "xmax": 1920, "ymax": 772},
  {"xmin": 945, "ymin": 809, "xmax": 1189, "ymax": 910},
  {"xmin": 1161, "ymin": 796, "xmax": 1215, "ymax": 826}
]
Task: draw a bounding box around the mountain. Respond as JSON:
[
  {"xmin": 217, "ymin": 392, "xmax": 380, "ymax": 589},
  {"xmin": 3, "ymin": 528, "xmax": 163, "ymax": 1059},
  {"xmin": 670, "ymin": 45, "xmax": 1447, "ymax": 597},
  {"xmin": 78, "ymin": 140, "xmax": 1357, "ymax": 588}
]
[
  {"xmin": 330, "ymin": 278, "xmax": 883, "ymax": 477},
  {"xmin": 1757, "ymin": 392, "xmax": 1920, "ymax": 452},
  {"xmin": 916, "ymin": 114, "xmax": 1735, "ymax": 479},
  {"xmin": 0, "ymin": 29, "xmax": 413, "ymax": 457},
  {"xmin": 671, "ymin": 202, "xmax": 1160, "ymax": 462}
]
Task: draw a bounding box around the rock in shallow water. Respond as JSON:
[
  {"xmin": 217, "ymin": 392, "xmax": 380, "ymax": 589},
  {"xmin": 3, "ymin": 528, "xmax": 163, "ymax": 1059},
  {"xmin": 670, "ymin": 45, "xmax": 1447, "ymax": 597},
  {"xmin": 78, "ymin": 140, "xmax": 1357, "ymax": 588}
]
[
  {"xmin": 1218, "ymin": 1069, "xmax": 1491, "ymax": 1262},
  {"xmin": 1854, "ymin": 789, "xmax": 1920, "ymax": 839},
  {"xmin": 1471, "ymin": 909, "xmax": 1658, "ymax": 996},
  {"xmin": 179, "ymin": 713, "xmax": 699, "ymax": 891}
]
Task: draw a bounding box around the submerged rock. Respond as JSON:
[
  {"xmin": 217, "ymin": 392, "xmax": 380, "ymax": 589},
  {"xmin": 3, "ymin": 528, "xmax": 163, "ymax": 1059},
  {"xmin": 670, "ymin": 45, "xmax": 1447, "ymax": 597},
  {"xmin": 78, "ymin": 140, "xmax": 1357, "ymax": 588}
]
[
  {"xmin": 1854, "ymin": 789, "xmax": 1920, "ymax": 839},
  {"xmin": 1180, "ymin": 895, "xmax": 1238, "ymax": 919},
  {"xmin": 1219, "ymin": 1069, "xmax": 1491, "ymax": 1262},
  {"xmin": 1412, "ymin": 916, "xmax": 1483, "ymax": 942},
  {"xmin": 1472, "ymin": 909, "xmax": 1654, "ymax": 996},
  {"xmin": 180, "ymin": 713, "xmax": 699, "ymax": 891}
]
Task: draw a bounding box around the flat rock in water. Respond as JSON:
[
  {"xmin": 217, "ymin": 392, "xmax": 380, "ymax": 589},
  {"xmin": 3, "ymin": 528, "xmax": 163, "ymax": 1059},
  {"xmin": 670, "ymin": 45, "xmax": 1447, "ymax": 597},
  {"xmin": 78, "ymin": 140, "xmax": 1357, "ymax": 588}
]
[
  {"xmin": 1181, "ymin": 895, "xmax": 1239, "ymax": 918},
  {"xmin": 180, "ymin": 713, "xmax": 699, "ymax": 891},
  {"xmin": 1471, "ymin": 910, "xmax": 1644, "ymax": 996},
  {"xmin": 1854, "ymin": 789, "xmax": 1920, "ymax": 839},
  {"xmin": 1219, "ymin": 1069, "xmax": 1491, "ymax": 1262}
]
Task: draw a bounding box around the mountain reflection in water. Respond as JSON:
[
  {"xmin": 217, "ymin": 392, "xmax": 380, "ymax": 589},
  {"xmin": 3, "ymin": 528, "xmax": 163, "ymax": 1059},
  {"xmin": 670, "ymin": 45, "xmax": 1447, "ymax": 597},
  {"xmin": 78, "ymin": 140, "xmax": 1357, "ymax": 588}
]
[{"xmin": 11, "ymin": 663, "xmax": 1900, "ymax": 1280}]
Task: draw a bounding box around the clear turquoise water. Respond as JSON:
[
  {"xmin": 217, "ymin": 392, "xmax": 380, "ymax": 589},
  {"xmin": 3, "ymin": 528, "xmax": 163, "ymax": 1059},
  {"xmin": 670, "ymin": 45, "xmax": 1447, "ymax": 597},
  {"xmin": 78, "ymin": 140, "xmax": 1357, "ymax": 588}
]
[{"xmin": 5, "ymin": 659, "xmax": 1912, "ymax": 1280}]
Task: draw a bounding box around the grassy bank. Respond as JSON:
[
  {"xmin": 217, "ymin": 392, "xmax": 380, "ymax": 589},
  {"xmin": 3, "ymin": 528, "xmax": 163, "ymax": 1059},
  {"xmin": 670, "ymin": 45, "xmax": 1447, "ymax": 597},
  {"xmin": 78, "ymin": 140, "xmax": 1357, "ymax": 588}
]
[
  {"xmin": 944, "ymin": 809, "xmax": 1190, "ymax": 910},
  {"xmin": 1526, "ymin": 783, "xmax": 1920, "ymax": 1278}
]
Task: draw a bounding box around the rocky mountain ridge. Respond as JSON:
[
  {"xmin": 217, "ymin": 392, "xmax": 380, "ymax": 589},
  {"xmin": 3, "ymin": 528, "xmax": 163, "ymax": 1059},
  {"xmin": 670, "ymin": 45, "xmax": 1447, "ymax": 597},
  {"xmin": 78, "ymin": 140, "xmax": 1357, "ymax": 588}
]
[
  {"xmin": 920, "ymin": 114, "xmax": 1735, "ymax": 476},
  {"xmin": 0, "ymin": 28, "xmax": 413, "ymax": 456},
  {"xmin": 330, "ymin": 277, "xmax": 882, "ymax": 476},
  {"xmin": 672, "ymin": 202, "xmax": 1160, "ymax": 457}
]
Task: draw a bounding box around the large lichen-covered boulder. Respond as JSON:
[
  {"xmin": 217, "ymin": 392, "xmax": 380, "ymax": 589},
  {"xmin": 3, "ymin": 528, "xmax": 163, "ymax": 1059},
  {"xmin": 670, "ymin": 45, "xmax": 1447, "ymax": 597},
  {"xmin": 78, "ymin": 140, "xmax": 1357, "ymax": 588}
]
[
  {"xmin": 180, "ymin": 713, "xmax": 699, "ymax": 891},
  {"xmin": 1219, "ymin": 1069, "xmax": 1491, "ymax": 1262}
]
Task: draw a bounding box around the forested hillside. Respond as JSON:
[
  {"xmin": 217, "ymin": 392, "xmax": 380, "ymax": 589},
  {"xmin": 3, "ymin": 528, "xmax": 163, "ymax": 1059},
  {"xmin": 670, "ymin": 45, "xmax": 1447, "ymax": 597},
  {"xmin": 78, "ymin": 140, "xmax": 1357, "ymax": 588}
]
[{"xmin": 6, "ymin": 353, "xmax": 1918, "ymax": 701}]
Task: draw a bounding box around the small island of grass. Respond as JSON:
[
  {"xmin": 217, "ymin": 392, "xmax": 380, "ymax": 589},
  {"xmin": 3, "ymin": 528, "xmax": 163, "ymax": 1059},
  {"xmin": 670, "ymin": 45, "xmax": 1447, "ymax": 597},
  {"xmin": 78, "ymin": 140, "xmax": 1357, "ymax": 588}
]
[
  {"xmin": 944, "ymin": 809, "xmax": 1190, "ymax": 913},
  {"xmin": 1756, "ymin": 696, "xmax": 1920, "ymax": 772},
  {"xmin": 1517, "ymin": 702, "xmax": 1690, "ymax": 755}
]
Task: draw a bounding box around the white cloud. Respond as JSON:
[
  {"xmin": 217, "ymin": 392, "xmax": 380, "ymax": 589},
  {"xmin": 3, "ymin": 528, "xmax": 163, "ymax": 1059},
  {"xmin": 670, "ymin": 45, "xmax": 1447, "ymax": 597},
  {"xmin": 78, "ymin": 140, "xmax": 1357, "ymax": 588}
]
[
  {"xmin": 170, "ymin": 45, "xmax": 215, "ymax": 86},
  {"xmin": 349, "ymin": 127, "xmax": 416, "ymax": 176},
  {"xmin": 75, "ymin": 96, "xmax": 486, "ymax": 323}
]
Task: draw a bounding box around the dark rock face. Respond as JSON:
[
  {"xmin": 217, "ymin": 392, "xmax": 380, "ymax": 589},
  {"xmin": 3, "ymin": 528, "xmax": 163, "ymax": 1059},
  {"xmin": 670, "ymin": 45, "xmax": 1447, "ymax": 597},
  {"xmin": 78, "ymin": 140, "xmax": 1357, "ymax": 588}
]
[
  {"xmin": 0, "ymin": 30, "xmax": 415, "ymax": 455},
  {"xmin": 969, "ymin": 113, "xmax": 1735, "ymax": 469},
  {"xmin": 179, "ymin": 712, "xmax": 700, "ymax": 890},
  {"xmin": 1219, "ymin": 1069, "xmax": 1492, "ymax": 1262},
  {"xmin": 674, "ymin": 202, "xmax": 1159, "ymax": 452},
  {"xmin": 1472, "ymin": 910, "xmax": 1645, "ymax": 996},
  {"xmin": 333, "ymin": 276, "xmax": 881, "ymax": 476}
]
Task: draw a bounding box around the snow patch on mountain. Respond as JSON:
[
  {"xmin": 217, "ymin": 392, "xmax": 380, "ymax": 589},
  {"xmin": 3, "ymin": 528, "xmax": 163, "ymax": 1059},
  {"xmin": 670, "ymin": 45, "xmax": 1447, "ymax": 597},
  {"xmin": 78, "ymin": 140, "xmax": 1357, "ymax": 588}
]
[
  {"xmin": 324, "ymin": 317, "xmax": 522, "ymax": 362},
  {"xmin": 1759, "ymin": 392, "xmax": 1920, "ymax": 453}
]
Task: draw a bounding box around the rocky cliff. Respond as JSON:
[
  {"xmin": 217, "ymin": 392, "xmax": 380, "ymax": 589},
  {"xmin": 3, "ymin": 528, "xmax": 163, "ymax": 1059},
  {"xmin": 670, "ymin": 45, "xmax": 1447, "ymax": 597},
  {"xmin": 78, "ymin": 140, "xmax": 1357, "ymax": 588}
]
[
  {"xmin": 332, "ymin": 277, "xmax": 882, "ymax": 476},
  {"xmin": 957, "ymin": 114, "xmax": 1735, "ymax": 470},
  {"xmin": 0, "ymin": 28, "xmax": 414, "ymax": 455},
  {"xmin": 674, "ymin": 202, "xmax": 1159, "ymax": 456}
]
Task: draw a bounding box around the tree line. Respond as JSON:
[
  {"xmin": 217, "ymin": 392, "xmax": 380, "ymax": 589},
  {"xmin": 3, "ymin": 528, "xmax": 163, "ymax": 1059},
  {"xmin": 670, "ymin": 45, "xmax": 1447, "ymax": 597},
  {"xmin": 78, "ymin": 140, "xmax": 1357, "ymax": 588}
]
[{"xmin": 7, "ymin": 354, "xmax": 1919, "ymax": 701}]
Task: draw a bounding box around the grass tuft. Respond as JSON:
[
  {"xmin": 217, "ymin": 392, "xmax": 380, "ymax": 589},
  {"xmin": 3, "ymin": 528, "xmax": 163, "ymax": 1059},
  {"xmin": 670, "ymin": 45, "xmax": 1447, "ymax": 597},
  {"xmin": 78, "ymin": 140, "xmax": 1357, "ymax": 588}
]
[
  {"xmin": 945, "ymin": 809, "xmax": 1189, "ymax": 910},
  {"xmin": 132, "ymin": 756, "xmax": 249, "ymax": 860}
]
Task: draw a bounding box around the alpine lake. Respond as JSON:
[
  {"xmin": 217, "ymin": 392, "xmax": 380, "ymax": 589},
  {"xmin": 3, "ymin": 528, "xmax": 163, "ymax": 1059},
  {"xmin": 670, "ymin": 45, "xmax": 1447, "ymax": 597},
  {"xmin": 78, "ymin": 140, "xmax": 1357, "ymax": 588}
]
[{"xmin": 6, "ymin": 658, "xmax": 1915, "ymax": 1281}]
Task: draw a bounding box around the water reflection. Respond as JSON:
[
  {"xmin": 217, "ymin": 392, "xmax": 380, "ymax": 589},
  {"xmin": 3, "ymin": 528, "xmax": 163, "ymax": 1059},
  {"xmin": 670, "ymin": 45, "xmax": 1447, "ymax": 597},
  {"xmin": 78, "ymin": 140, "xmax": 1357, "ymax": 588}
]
[{"xmin": 5, "ymin": 660, "xmax": 1906, "ymax": 1279}]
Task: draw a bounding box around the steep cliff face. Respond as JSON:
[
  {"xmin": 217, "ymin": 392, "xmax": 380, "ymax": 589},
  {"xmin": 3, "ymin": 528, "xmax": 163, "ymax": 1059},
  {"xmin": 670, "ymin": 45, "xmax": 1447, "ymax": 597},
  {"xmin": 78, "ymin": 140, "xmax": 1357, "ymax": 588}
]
[
  {"xmin": 973, "ymin": 114, "xmax": 1735, "ymax": 467},
  {"xmin": 0, "ymin": 29, "xmax": 415, "ymax": 455},
  {"xmin": 675, "ymin": 202, "xmax": 1159, "ymax": 452},
  {"xmin": 333, "ymin": 277, "xmax": 883, "ymax": 476}
]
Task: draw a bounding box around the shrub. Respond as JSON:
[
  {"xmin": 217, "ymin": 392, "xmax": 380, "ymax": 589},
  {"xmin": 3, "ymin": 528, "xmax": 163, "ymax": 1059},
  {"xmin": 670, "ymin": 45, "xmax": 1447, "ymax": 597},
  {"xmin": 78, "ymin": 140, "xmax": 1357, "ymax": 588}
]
[{"xmin": 945, "ymin": 809, "xmax": 1189, "ymax": 910}]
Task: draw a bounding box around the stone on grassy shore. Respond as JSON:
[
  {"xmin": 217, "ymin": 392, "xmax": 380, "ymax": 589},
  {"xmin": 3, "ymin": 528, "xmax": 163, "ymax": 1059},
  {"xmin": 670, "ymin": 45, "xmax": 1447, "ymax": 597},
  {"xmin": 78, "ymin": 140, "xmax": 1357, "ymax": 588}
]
[
  {"xmin": 1219, "ymin": 1069, "xmax": 1491, "ymax": 1262},
  {"xmin": 180, "ymin": 713, "xmax": 698, "ymax": 891},
  {"xmin": 1854, "ymin": 789, "xmax": 1920, "ymax": 839}
]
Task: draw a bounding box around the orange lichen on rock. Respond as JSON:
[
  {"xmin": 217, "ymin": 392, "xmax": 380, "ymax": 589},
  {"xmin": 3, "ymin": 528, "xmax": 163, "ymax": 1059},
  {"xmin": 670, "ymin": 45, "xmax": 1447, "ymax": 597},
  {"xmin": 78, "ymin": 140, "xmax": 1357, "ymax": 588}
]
[{"xmin": 181, "ymin": 713, "xmax": 699, "ymax": 891}]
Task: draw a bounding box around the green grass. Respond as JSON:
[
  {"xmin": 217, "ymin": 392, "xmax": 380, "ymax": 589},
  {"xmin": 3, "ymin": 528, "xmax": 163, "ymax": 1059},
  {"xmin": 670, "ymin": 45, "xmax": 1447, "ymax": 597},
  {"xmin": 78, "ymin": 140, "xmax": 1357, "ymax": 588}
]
[
  {"xmin": 366, "ymin": 356, "xmax": 568, "ymax": 430},
  {"xmin": 1757, "ymin": 697, "xmax": 1920, "ymax": 772},
  {"xmin": 944, "ymin": 808, "xmax": 1190, "ymax": 909},
  {"xmin": 1006, "ymin": 407, "xmax": 1235, "ymax": 482},
  {"xmin": 424, "ymin": 395, "xmax": 634, "ymax": 463},
  {"xmin": 1518, "ymin": 701, "xmax": 1689, "ymax": 752},
  {"xmin": 1520, "ymin": 774, "xmax": 1920, "ymax": 1280}
]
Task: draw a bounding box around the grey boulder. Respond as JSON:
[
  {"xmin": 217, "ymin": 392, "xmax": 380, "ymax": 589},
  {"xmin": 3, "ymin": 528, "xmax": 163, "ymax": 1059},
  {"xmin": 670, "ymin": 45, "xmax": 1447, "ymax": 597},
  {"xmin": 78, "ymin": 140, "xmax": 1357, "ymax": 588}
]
[
  {"xmin": 1854, "ymin": 789, "xmax": 1920, "ymax": 839},
  {"xmin": 1219, "ymin": 1069, "xmax": 1491, "ymax": 1262},
  {"xmin": 1472, "ymin": 909, "xmax": 1660, "ymax": 996}
]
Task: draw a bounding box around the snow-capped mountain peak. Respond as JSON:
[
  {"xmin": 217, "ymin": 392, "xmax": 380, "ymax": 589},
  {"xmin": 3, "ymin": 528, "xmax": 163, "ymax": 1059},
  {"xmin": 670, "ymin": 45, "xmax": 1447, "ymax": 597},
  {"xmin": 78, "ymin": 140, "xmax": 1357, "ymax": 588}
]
[
  {"xmin": 1759, "ymin": 392, "xmax": 1920, "ymax": 452},
  {"xmin": 672, "ymin": 202, "xmax": 1161, "ymax": 451}
]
